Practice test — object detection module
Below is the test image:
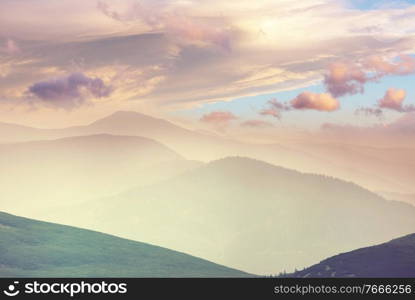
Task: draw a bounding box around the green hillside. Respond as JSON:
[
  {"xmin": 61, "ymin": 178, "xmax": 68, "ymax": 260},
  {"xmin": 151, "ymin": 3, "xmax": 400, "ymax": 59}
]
[{"xmin": 0, "ymin": 212, "xmax": 250, "ymax": 277}]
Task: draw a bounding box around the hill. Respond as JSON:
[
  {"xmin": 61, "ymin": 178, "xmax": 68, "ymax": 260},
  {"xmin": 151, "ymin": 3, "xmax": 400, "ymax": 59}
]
[
  {"xmin": 286, "ymin": 234, "xmax": 415, "ymax": 277},
  {"xmin": 0, "ymin": 111, "xmax": 238, "ymax": 161},
  {"xmin": 0, "ymin": 211, "xmax": 250, "ymax": 277},
  {"xmin": 0, "ymin": 134, "xmax": 200, "ymax": 217},
  {"xmin": 60, "ymin": 157, "xmax": 415, "ymax": 275}
]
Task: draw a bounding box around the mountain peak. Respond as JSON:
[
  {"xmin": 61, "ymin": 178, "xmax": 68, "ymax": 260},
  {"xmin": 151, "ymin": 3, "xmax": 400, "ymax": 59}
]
[
  {"xmin": 111, "ymin": 110, "xmax": 154, "ymax": 118},
  {"xmin": 89, "ymin": 110, "xmax": 179, "ymax": 130},
  {"xmin": 98, "ymin": 111, "xmax": 162, "ymax": 122}
]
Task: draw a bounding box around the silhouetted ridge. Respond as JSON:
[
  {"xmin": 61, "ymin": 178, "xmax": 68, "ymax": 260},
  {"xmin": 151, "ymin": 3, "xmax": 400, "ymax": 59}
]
[{"xmin": 286, "ymin": 233, "xmax": 415, "ymax": 278}]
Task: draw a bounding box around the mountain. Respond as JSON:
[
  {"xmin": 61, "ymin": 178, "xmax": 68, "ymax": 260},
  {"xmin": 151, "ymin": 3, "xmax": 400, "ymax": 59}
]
[
  {"xmin": 0, "ymin": 112, "xmax": 337, "ymax": 169},
  {"xmin": 0, "ymin": 211, "xmax": 249, "ymax": 277},
  {"xmin": 58, "ymin": 157, "xmax": 415, "ymax": 275},
  {"xmin": 0, "ymin": 111, "xmax": 237, "ymax": 161},
  {"xmin": 1, "ymin": 111, "xmax": 414, "ymax": 195},
  {"xmin": 286, "ymin": 234, "xmax": 415, "ymax": 278},
  {"xmin": 0, "ymin": 134, "xmax": 200, "ymax": 217}
]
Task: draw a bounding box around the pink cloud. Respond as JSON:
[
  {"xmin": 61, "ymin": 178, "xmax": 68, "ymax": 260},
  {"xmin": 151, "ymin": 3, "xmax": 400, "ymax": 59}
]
[
  {"xmin": 291, "ymin": 92, "xmax": 340, "ymax": 112},
  {"xmin": 355, "ymin": 88, "xmax": 415, "ymax": 117},
  {"xmin": 378, "ymin": 88, "xmax": 406, "ymax": 111},
  {"xmin": 200, "ymin": 111, "xmax": 237, "ymax": 125},
  {"xmin": 166, "ymin": 15, "xmax": 231, "ymax": 50},
  {"xmin": 324, "ymin": 61, "xmax": 368, "ymax": 97},
  {"xmin": 259, "ymin": 98, "xmax": 290, "ymax": 119},
  {"xmin": 324, "ymin": 55, "xmax": 415, "ymax": 98},
  {"xmin": 260, "ymin": 108, "xmax": 281, "ymax": 119},
  {"xmin": 365, "ymin": 55, "xmax": 415, "ymax": 77},
  {"xmin": 97, "ymin": 1, "xmax": 232, "ymax": 50}
]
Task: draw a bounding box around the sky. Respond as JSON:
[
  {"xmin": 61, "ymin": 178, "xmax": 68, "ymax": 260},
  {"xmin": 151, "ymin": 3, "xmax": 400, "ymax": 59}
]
[{"xmin": 1, "ymin": 0, "xmax": 415, "ymax": 134}]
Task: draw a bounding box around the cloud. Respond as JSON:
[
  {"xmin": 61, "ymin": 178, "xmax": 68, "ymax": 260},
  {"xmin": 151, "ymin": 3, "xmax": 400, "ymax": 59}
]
[
  {"xmin": 324, "ymin": 55, "xmax": 415, "ymax": 98},
  {"xmin": 378, "ymin": 88, "xmax": 406, "ymax": 111},
  {"xmin": 355, "ymin": 107, "xmax": 384, "ymax": 118},
  {"xmin": 241, "ymin": 119, "xmax": 273, "ymax": 127},
  {"xmin": 96, "ymin": 1, "xmax": 233, "ymax": 50},
  {"xmin": 200, "ymin": 111, "xmax": 237, "ymax": 125},
  {"xmin": 3, "ymin": 0, "xmax": 415, "ymax": 113},
  {"xmin": 291, "ymin": 92, "xmax": 340, "ymax": 111},
  {"xmin": 356, "ymin": 88, "xmax": 415, "ymax": 116},
  {"xmin": 260, "ymin": 108, "xmax": 281, "ymax": 119},
  {"xmin": 96, "ymin": 1, "xmax": 124, "ymax": 22},
  {"xmin": 365, "ymin": 55, "xmax": 415, "ymax": 77},
  {"xmin": 27, "ymin": 73, "xmax": 112, "ymax": 109},
  {"xmin": 378, "ymin": 88, "xmax": 415, "ymax": 113},
  {"xmin": 324, "ymin": 61, "xmax": 368, "ymax": 97},
  {"xmin": 260, "ymin": 98, "xmax": 291, "ymax": 119},
  {"xmin": 0, "ymin": 38, "xmax": 20, "ymax": 55},
  {"xmin": 260, "ymin": 92, "xmax": 340, "ymax": 117}
]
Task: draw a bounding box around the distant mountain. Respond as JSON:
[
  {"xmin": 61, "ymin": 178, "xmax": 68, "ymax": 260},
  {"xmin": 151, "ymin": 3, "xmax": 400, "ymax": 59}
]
[
  {"xmin": 286, "ymin": 234, "xmax": 415, "ymax": 278},
  {"xmin": 0, "ymin": 111, "xmax": 236, "ymax": 161},
  {"xmin": 0, "ymin": 111, "xmax": 202, "ymax": 145},
  {"xmin": 62, "ymin": 157, "xmax": 415, "ymax": 275},
  {"xmin": 1, "ymin": 111, "xmax": 414, "ymax": 194},
  {"xmin": 0, "ymin": 111, "xmax": 336, "ymax": 168},
  {"xmin": 0, "ymin": 122, "xmax": 44, "ymax": 143},
  {"xmin": 85, "ymin": 111, "xmax": 199, "ymax": 139},
  {"xmin": 0, "ymin": 134, "xmax": 200, "ymax": 217},
  {"xmin": 0, "ymin": 211, "xmax": 249, "ymax": 277}
]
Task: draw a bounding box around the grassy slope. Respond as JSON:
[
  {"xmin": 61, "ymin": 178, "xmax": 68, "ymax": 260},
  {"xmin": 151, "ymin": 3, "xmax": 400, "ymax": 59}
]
[{"xmin": 0, "ymin": 212, "xmax": 250, "ymax": 277}]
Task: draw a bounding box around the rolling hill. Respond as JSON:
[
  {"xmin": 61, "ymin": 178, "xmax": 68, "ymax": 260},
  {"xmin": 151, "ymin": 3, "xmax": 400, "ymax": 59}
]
[
  {"xmin": 0, "ymin": 211, "xmax": 250, "ymax": 277},
  {"xmin": 286, "ymin": 233, "xmax": 415, "ymax": 277},
  {"xmin": 58, "ymin": 157, "xmax": 415, "ymax": 275},
  {"xmin": 0, "ymin": 134, "xmax": 200, "ymax": 217}
]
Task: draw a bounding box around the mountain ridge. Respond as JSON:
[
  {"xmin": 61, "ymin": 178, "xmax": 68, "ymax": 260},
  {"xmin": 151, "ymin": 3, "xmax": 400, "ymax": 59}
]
[
  {"xmin": 286, "ymin": 233, "xmax": 415, "ymax": 278},
  {"xmin": 61, "ymin": 156, "xmax": 415, "ymax": 274}
]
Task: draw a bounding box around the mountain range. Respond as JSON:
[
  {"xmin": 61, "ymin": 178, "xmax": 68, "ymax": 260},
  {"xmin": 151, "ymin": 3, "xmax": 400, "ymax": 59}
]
[
  {"xmin": 1, "ymin": 111, "xmax": 413, "ymax": 195},
  {"xmin": 55, "ymin": 157, "xmax": 415, "ymax": 275},
  {"xmin": 1, "ymin": 111, "xmax": 415, "ymax": 276}
]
